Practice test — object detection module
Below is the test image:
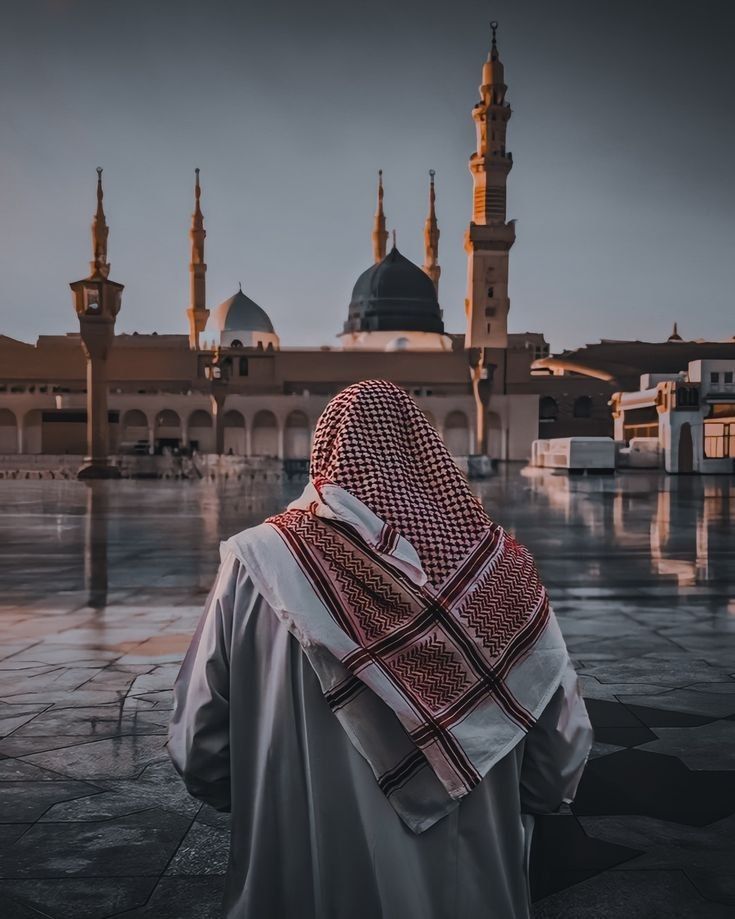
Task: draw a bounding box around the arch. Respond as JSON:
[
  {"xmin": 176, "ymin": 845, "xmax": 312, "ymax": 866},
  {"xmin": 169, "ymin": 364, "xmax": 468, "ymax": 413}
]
[
  {"xmin": 444, "ymin": 410, "xmax": 470, "ymax": 456},
  {"xmin": 22, "ymin": 408, "xmax": 43, "ymax": 454},
  {"xmin": 122, "ymin": 409, "xmax": 147, "ymax": 427},
  {"xmin": 223, "ymin": 409, "xmax": 246, "ymax": 456},
  {"xmin": 188, "ymin": 409, "xmax": 215, "ymax": 453},
  {"xmin": 0, "ymin": 408, "xmax": 18, "ymax": 454},
  {"xmin": 156, "ymin": 409, "xmax": 180, "ymax": 427},
  {"xmin": 678, "ymin": 422, "xmax": 694, "ymax": 474},
  {"xmin": 120, "ymin": 409, "xmax": 149, "ymax": 454},
  {"xmin": 155, "ymin": 409, "xmax": 182, "ymax": 452},
  {"xmin": 284, "ymin": 410, "xmax": 310, "ymax": 459},
  {"xmin": 252, "ymin": 410, "xmax": 278, "ymax": 457},
  {"xmin": 539, "ymin": 396, "xmax": 559, "ymax": 421},
  {"xmin": 223, "ymin": 409, "xmax": 245, "ymax": 426},
  {"xmin": 188, "ymin": 409, "xmax": 213, "ymax": 428},
  {"xmin": 573, "ymin": 395, "xmax": 593, "ymax": 418}
]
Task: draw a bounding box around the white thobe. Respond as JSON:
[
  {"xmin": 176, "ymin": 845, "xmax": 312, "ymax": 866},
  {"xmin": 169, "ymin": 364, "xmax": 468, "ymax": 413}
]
[{"xmin": 169, "ymin": 550, "xmax": 592, "ymax": 919}]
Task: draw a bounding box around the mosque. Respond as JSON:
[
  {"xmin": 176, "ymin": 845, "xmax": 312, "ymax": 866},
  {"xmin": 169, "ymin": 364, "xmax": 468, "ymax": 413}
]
[{"xmin": 1, "ymin": 22, "xmax": 732, "ymax": 477}]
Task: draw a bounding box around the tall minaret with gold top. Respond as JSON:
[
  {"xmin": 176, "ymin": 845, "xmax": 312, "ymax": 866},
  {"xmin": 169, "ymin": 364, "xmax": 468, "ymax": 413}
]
[
  {"xmin": 422, "ymin": 169, "xmax": 441, "ymax": 293},
  {"xmin": 69, "ymin": 168, "xmax": 124, "ymax": 479},
  {"xmin": 371, "ymin": 169, "xmax": 388, "ymax": 263},
  {"xmin": 464, "ymin": 21, "xmax": 515, "ymax": 350},
  {"xmin": 186, "ymin": 168, "xmax": 209, "ymax": 350}
]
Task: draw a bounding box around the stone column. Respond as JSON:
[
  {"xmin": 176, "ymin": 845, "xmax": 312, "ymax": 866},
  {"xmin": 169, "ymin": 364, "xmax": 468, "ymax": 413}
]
[
  {"xmin": 211, "ymin": 389, "xmax": 226, "ymax": 455},
  {"xmin": 87, "ymin": 350, "xmax": 109, "ymax": 466},
  {"xmin": 469, "ymin": 348, "xmax": 487, "ymax": 455},
  {"xmin": 77, "ymin": 315, "xmax": 120, "ymax": 479}
]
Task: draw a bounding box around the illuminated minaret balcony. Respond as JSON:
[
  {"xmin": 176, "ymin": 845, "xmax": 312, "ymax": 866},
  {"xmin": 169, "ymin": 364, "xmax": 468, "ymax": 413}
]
[
  {"xmin": 470, "ymin": 20, "xmax": 513, "ymax": 226},
  {"xmin": 465, "ymin": 20, "xmax": 516, "ymax": 353}
]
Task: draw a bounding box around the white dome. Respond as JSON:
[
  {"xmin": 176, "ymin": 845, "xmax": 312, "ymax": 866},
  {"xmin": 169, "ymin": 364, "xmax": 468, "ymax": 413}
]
[{"xmin": 212, "ymin": 288, "xmax": 279, "ymax": 350}]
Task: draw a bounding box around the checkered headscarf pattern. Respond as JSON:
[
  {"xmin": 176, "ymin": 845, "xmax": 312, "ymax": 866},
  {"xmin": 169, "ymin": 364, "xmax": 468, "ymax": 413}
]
[
  {"xmin": 309, "ymin": 379, "xmax": 489, "ymax": 588},
  {"xmin": 257, "ymin": 380, "xmax": 562, "ymax": 802}
]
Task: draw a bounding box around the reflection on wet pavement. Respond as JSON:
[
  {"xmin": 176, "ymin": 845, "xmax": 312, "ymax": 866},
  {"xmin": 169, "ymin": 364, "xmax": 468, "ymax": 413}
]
[{"xmin": 0, "ymin": 469, "xmax": 733, "ymax": 918}]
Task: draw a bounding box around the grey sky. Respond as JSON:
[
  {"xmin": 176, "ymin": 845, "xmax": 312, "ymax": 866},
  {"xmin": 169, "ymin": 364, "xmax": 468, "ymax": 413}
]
[{"xmin": 1, "ymin": 0, "xmax": 733, "ymax": 352}]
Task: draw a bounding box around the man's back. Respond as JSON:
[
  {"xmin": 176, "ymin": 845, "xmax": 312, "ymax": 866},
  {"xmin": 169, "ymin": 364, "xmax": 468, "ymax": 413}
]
[{"xmin": 169, "ymin": 554, "xmax": 591, "ymax": 919}]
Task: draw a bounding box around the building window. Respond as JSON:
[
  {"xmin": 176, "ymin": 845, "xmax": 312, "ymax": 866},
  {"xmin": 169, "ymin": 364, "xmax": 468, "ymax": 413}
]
[
  {"xmin": 239, "ymin": 357, "xmax": 248, "ymax": 376},
  {"xmin": 704, "ymin": 421, "xmax": 735, "ymax": 458},
  {"xmin": 573, "ymin": 395, "xmax": 593, "ymax": 418},
  {"xmin": 487, "ymin": 287, "xmax": 494, "ymax": 298},
  {"xmin": 676, "ymin": 386, "xmax": 699, "ymax": 408},
  {"xmin": 539, "ymin": 396, "xmax": 559, "ymax": 421},
  {"xmin": 486, "ymin": 323, "xmax": 492, "ymax": 334},
  {"xmin": 485, "ymin": 306, "xmax": 496, "ymax": 317},
  {"xmin": 710, "ymin": 372, "xmax": 720, "ymax": 384},
  {"xmin": 725, "ymin": 372, "xmax": 733, "ymax": 384},
  {"xmin": 231, "ymin": 339, "xmax": 243, "ymax": 349}
]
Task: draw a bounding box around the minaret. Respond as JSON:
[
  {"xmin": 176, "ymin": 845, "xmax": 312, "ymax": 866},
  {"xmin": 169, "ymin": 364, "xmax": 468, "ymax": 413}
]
[
  {"xmin": 422, "ymin": 169, "xmax": 441, "ymax": 293},
  {"xmin": 69, "ymin": 168, "xmax": 124, "ymax": 479},
  {"xmin": 464, "ymin": 20, "xmax": 515, "ymax": 351},
  {"xmin": 91, "ymin": 167, "xmax": 110, "ymax": 279},
  {"xmin": 187, "ymin": 168, "xmax": 209, "ymax": 350},
  {"xmin": 372, "ymin": 169, "xmax": 388, "ymax": 263}
]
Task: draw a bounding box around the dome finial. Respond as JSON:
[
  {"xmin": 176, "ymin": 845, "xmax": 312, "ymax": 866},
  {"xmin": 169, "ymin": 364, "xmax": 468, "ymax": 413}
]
[
  {"xmin": 668, "ymin": 321, "xmax": 683, "ymax": 342},
  {"xmin": 392, "ymin": 228, "xmax": 397, "ymax": 250},
  {"xmin": 238, "ymin": 281, "xmax": 242, "ymax": 292},
  {"xmin": 490, "ymin": 20, "xmax": 499, "ymax": 61}
]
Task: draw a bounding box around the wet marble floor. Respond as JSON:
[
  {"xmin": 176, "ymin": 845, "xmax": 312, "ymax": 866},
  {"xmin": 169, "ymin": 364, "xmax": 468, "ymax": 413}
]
[{"xmin": 0, "ymin": 469, "xmax": 733, "ymax": 918}]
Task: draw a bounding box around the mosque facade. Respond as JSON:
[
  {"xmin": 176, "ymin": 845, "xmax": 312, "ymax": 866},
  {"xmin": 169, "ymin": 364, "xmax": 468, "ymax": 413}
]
[
  {"xmin": 0, "ymin": 24, "xmax": 554, "ymax": 475},
  {"xmin": 3, "ymin": 23, "xmax": 730, "ymax": 477}
]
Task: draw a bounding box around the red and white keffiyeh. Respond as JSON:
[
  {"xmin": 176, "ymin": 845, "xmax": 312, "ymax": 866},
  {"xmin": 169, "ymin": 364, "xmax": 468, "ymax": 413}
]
[{"xmin": 224, "ymin": 380, "xmax": 570, "ymax": 830}]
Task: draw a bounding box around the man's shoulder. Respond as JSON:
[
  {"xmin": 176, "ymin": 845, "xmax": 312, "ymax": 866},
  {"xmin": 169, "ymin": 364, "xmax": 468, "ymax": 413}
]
[{"xmin": 220, "ymin": 521, "xmax": 280, "ymax": 561}]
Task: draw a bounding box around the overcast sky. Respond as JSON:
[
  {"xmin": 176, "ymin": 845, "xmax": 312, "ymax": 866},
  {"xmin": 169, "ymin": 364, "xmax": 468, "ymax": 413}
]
[{"xmin": 1, "ymin": 0, "xmax": 733, "ymax": 352}]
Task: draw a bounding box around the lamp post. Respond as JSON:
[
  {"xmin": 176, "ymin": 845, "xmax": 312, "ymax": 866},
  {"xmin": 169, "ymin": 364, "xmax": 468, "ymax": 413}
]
[{"xmin": 70, "ymin": 168, "xmax": 124, "ymax": 479}]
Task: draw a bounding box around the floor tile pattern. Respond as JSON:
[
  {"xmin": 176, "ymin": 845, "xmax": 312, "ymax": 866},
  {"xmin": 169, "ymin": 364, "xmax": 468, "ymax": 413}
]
[{"xmin": 0, "ymin": 470, "xmax": 733, "ymax": 917}]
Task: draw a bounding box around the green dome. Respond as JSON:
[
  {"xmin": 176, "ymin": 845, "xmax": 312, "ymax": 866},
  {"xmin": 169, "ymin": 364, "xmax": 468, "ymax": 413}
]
[{"xmin": 344, "ymin": 246, "xmax": 444, "ymax": 335}]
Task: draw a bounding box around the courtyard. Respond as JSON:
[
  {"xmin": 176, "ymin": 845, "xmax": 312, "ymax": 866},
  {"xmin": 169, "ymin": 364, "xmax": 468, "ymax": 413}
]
[{"xmin": 0, "ymin": 468, "xmax": 733, "ymax": 918}]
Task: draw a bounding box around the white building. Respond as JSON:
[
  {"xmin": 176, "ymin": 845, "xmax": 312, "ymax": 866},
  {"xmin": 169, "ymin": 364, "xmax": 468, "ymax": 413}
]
[{"xmin": 611, "ymin": 360, "xmax": 735, "ymax": 474}]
